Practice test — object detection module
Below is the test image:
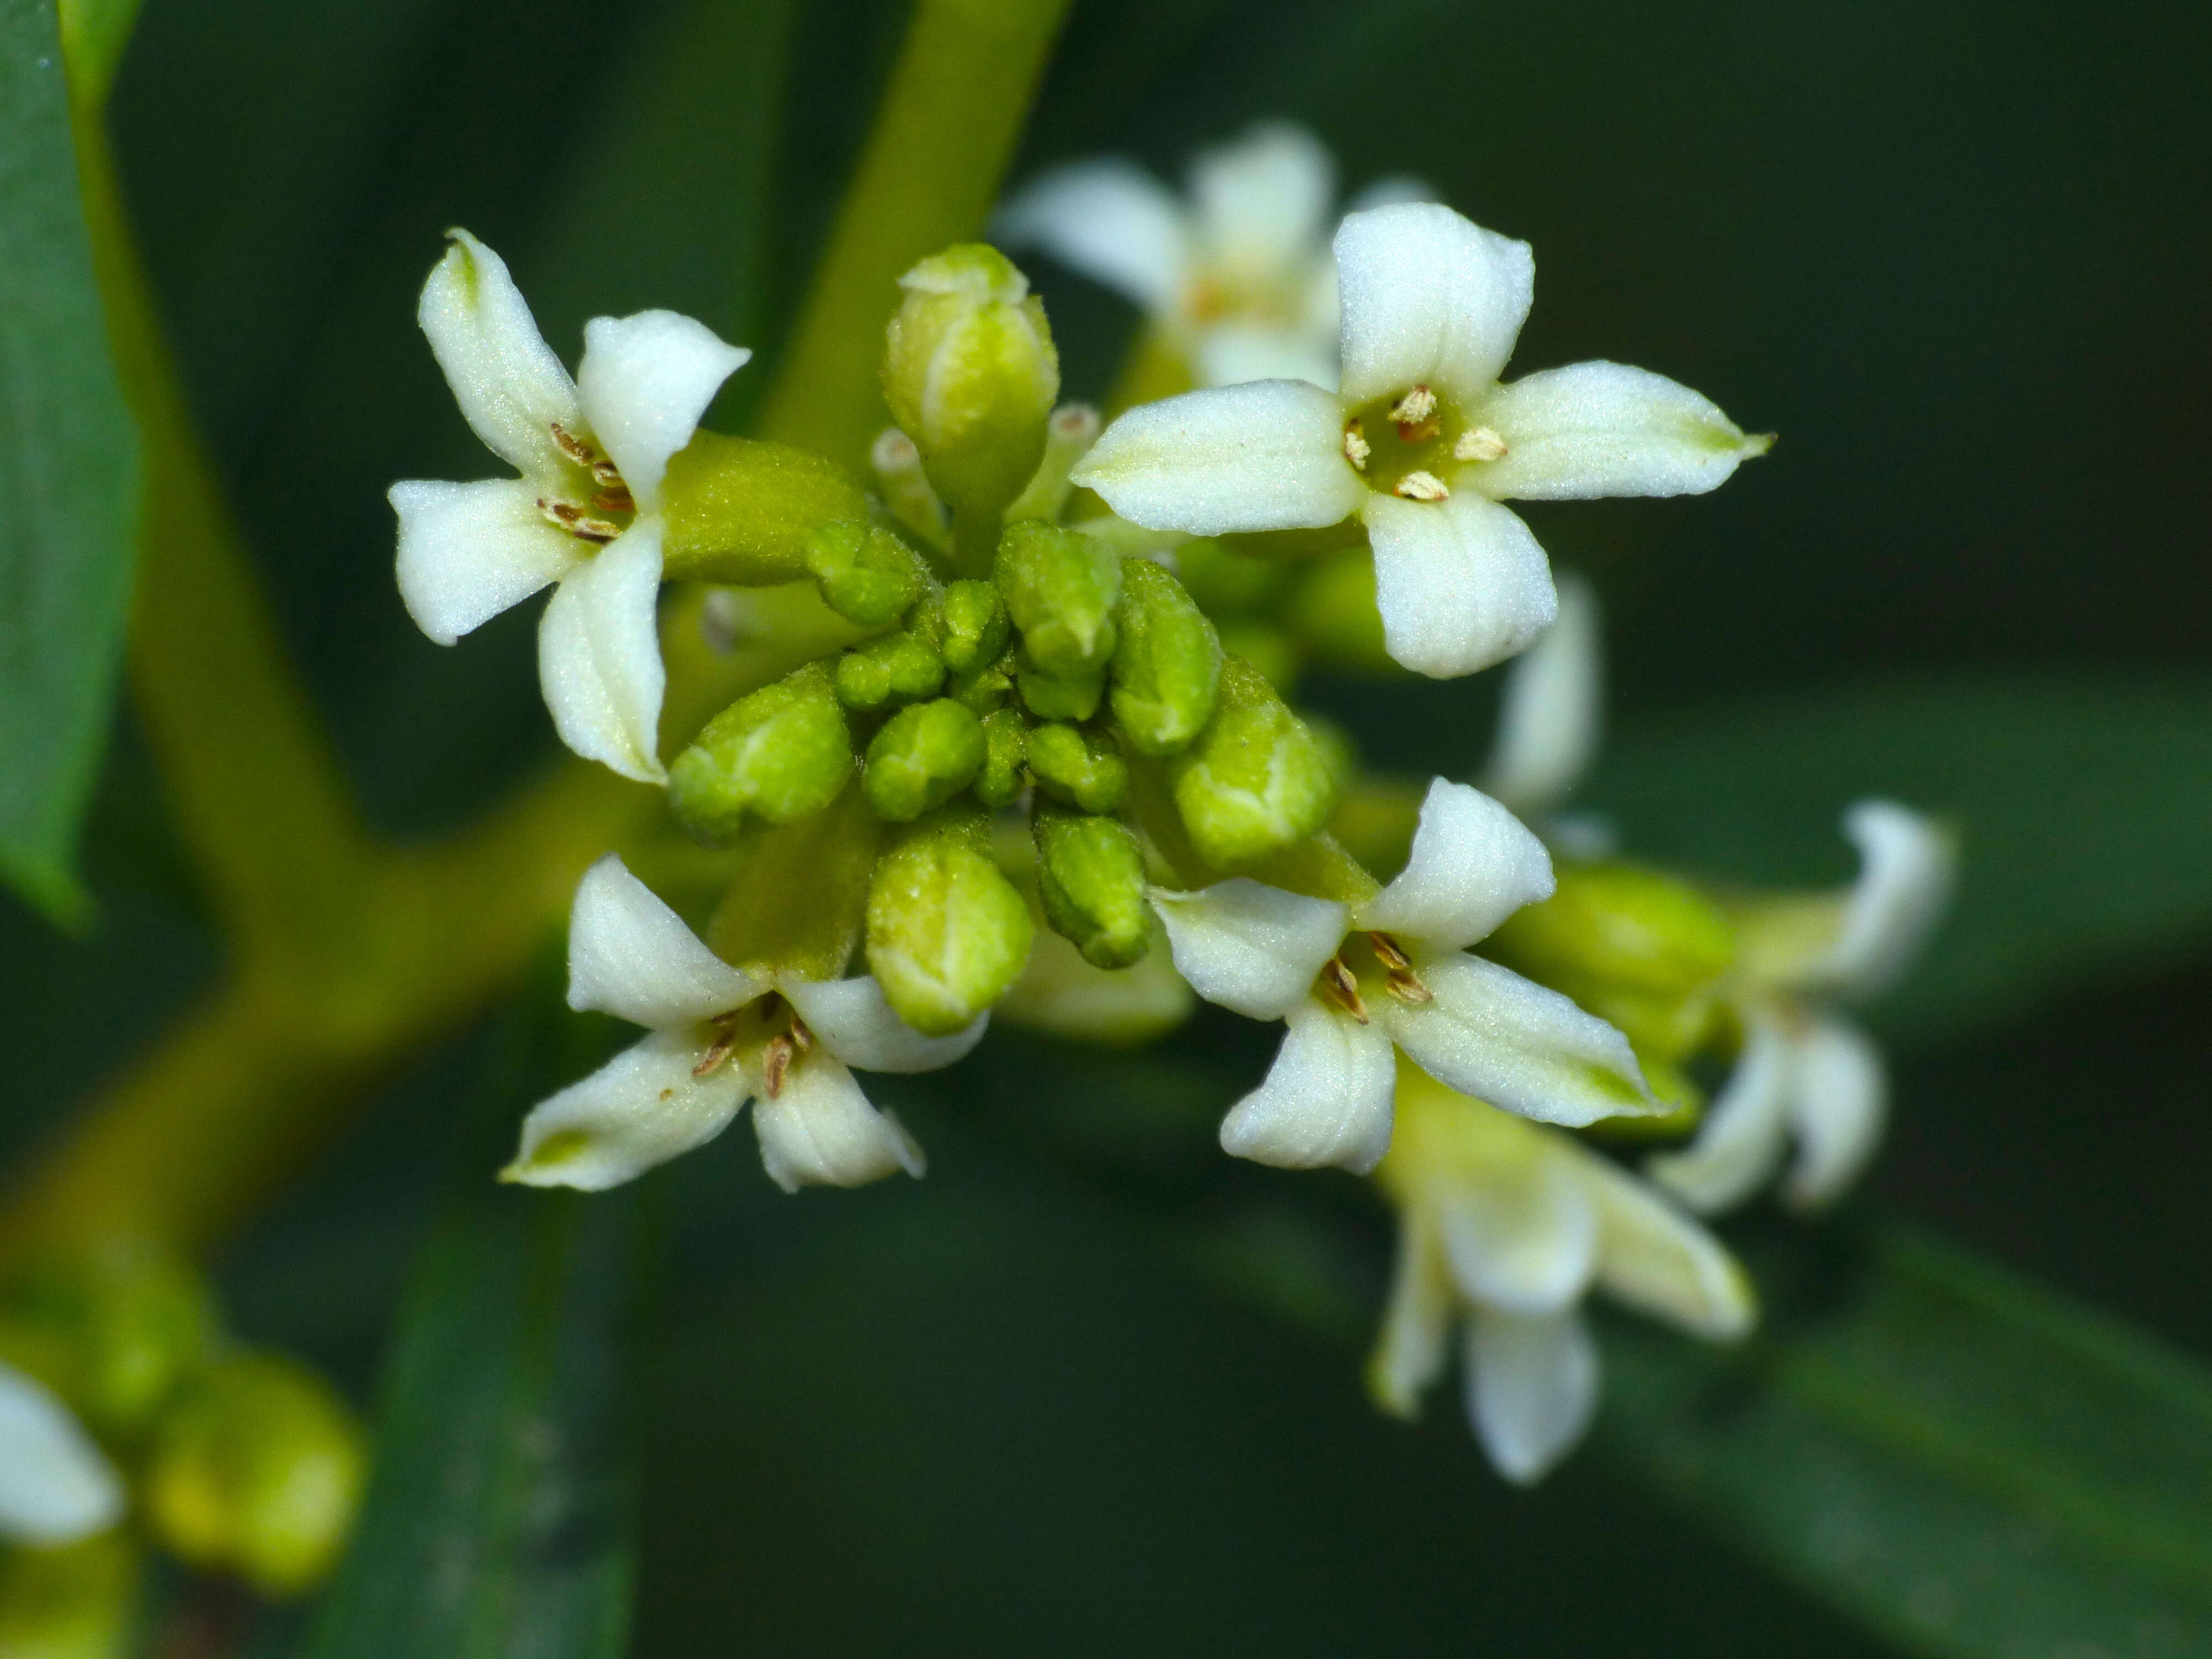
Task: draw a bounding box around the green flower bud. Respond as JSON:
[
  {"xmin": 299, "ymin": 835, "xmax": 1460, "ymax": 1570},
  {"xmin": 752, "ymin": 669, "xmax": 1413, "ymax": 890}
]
[
  {"xmin": 975, "ymin": 709, "xmax": 1028, "ymax": 808},
  {"xmin": 863, "ymin": 698, "xmax": 987, "ymax": 821},
  {"xmin": 803, "ymin": 520, "xmax": 924, "ymax": 627},
  {"xmin": 659, "ymin": 433, "xmax": 873, "ymax": 585},
  {"xmin": 1281, "ymin": 552, "xmax": 1391, "ymax": 672},
  {"xmin": 1032, "ymin": 805, "xmax": 1152, "ymax": 970},
  {"xmin": 1016, "ymin": 660, "xmax": 1104, "ymax": 722},
  {"xmin": 0, "ymin": 1241, "xmax": 215, "ymax": 1441},
  {"xmin": 948, "ymin": 654, "xmax": 1017, "ymax": 714},
  {"xmin": 1109, "ymin": 557, "xmax": 1222, "ymax": 755},
  {"xmin": 1170, "ymin": 536, "xmax": 1284, "ymax": 614},
  {"xmin": 144, "ymin": 1353, "xmax": 367, "ymax": 1599},
  {"xmin": 994, "ymin": 521, "xmax": 1122, "ymax": 677},
  {"xmin": 1024, "ymin": 723, "xmax": 1127, "ymax": 815},
  {"xmin": 669, "ymin": 664, "xmax": 853, "ymax": 844},
  {"xmin": 866, "ymin": 807, "xmax": 1034, "ymax": 1034},
  {"xmin": 708, "ymin": 780, "xmax": 881, "ymax": 982},
  {"xmin": 940, "ymin": 579, "xmax": 1011, "ymax": 675},
  {"xmin": 869, "ymin": 427, "xmax": 950, "ymax": 552},
  {"xmin": 881, "ymin": 246, "xmax": 1059, "ymax": 565},
  {"xmin": 834, "ymin": 629, "xmax": 946, "ymax": 711},
  {"xmin": 1003, "ymin": 403, "xmax": 1100, "ymax": 524},
  {"xmin": 1168, "ymin": 656, "xmax": 1336, "ymax": 870},
  {"xmin": 0, "ymin": 1531, "xmax": 138, "ymax": 1659}
]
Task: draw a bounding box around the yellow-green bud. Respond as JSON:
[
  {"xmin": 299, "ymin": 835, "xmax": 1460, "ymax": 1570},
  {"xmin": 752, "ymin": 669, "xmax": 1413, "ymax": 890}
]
[
  {"xmin": 994, "ymin": 521, "xmax": 1121, "ymax": 677},
  {"xmin": 1025, "ymin": 723, "xmax": 1126, "ymax": 814},
  {"xmin": 669, "ymin": 662, "xmax": 853, "ymax": 844},
  {"xmin": 941, "ymin": 580, "xmax": 1011, "ymax": 675},
  {"xmin": 1016, "ymin": 659, "xmax": 1104, "ymax": 722},
  {"xmin": 949, "ymin": 654, "xmax": 1017, "ymax": 714},
  {"xmin": 834, "ymin": 629, "xmax": 946, "ymax": 710},
  {"xmin": 881, "ymin": 246, "xmax": 1059, "ymax": 560},
  {"xmin": 1032, "ymin": 805, "xmax": 1151, "ymax": 969},
  {"xmin": 803, "ymin": 520, "xmax": 924, "ymax": 627},
  {"xmin": 866, "ymin": 807, "xmax": 1034, "ymax": 1034},
  {"xmin": 0, "ymin": 1242, "xmax": 214, "ymax": 1441},
  {"xmin": 0, "ymin": 1531, "xmax": 138, "ymax": 1659},
  {"xmin": 144, "ymin": 1353, "xmax": 367, "ymax": 1599},
  {"xmin": 660, "ymin": 433, "xmax": 873, "ymax": 585},
  {"xmin": 1109, "ymin": 558, "xmax": 1222, "ymax": 755},
  {"xmin": 1168, "ymin": 656, "xmax": 1336, "ymax": 869},
  {"xmin": 1281, "ymin": 552, "xmax": 1391, "ymax": 672},
  {"xmin": 976, "ymin": 709, "xmax": 1028, "ymax": 808},
  {"xmin": 863, "ymin": 698, "xmax": 987, "ymax": 821}
]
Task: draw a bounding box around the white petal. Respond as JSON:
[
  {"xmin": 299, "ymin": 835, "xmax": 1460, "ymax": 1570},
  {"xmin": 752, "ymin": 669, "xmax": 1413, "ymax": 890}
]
[
  {"xmin": 1071, "ymin": 380, "xmax": 1364, "ymax": 535},
  {"xmin": 0, "ymin": 1361, "xmax": 123, "ymax": 1545},
  {"xmin": 1368, "ymin": 1207, "xmax": 1454, "ymax": 1417},
  {"xmin": 1783, "ymin": 1016, "xmax": 1888, "ymax": 1212},
  {"xmin": 1646, "ymin": 1015, "xmax": 1796, "ymax": 1215},
  {"xmin": 416, "ymin": 228, "xmax": 581, "ymax": 481},
  {"xmin": 1149, "ymin": 879, "xmax": 1348, "ymax": 1021},
  {"xmin": 389, "ymin": 478, "xmax": 582, "ymax": 645},
  {"xmin": 1434, "ymin": 1142, "xmax": 1598, "ymax": 1314},
  {"xmin": 752, "ymin": 1052, "xmax": 925, "ymax": 1193},
  {"xmin": 994, "ymin": 159, "xmax": 1191, "ymax": 314},
  {"xmin": 1463, "ymin": 1307, "xmax": 1599, "ymax": 1485},
  {"xmin": 1355, "ymin": 779, "xmax": 1554, "ymax": 952},
  {"xmin": 1335, "ymin": 204, "xmax": 1533, "ymax": 407},
  {"xmin": 1218, "ymin": 999, "xmax": 1397, "ymax": 1173},
  {"xmin": 1188, "ymin": 323, "xmax": 1340, "ymax": 392},
  {"xmin": 1470, "ymin": 361, "xmax": 1770, "ymax": 500},
  {"xmin": 576, "ymin": 311, "xmax": 749, "ymax": 513},
  {"xmin": 567, "ymin": 853, "xmax": 760, "ymax": 1029},
  {"xmin": 1808, "ymin": 801, "xmax": 1956, "ymax": 999},
  {"xmin": 1480, "ymin": 572, "xmax": 1603, "ymax": 818},
  {"xmin": 1580, "ymin": 1157, "xmax": 1755, "ymax": 1339},
  {"xmin": 995, "ymin": 927, "xmax": 1197, "ymax": 1046},
  {"xmin": 502, "ymin": 1030, "xmax": 746, "ymax": 1191},
  {"xmin": 1381, "ymin": 951, "xmax": 1654, "ymax": 1128},
  {"xmin": 1363, "ymin": 491, "xmax": 1558, "ymax": 679},
  {"xmin": 538, "ymin": 523, "xmax": 668, "ymax": 783},
  {"xmin": 780, "ymin": 975, "xmax": 987, "ymax": 1074},
  {"xmin": 1188, "ymin": 122, "xmax": 1335, "ymax": 279},
  {"xmin": 1343, "ymin": 175, "xmax": 1438, "ymax": 213}
]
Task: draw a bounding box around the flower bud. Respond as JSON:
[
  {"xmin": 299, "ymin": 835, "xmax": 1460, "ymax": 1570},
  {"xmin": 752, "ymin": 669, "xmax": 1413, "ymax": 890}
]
[
  {"xmin": 708, "ymin": 780, "xmax": 880, "ymax": 981},
  {"xmin": 669, "ymin": 663, "xmax": 853, "ymax": 844},
  {"xmin": 144, "ymin": 1353, "xmax": 366, "ymax": 1598},
  {"xmin": 881, "ymin": 246, "xmax": 1059, "ymax": 562},
  {"xmin": 994, "ymin": 521, "xmax": 1121, "ymax": 678},
  {"xmin": 834, "ymin": 629, "xmax": 946, "ymax": 710},
  {"xmin": 0, "ymin": 1531, "xmax": 138, "ymax": 1659},
  {"xmin": 866, "ymin": 807, "xmax": 1034, "ymax": 1034},
  {"xmin": 0, "ymin": 1242, "xmax": 214, "ymax": 1442},
  {"xmin": 659, "ymin": 433, "xmax": 873, "ymax": 584},
  {"xmin": 1032, "ymin": 806, "xmax": 1152, "ymax": 970},
  {"xmin": 1109, "ymin": 558, "xmax": 1222, "ymax": 756},
  {"xmin": 1004, "ymin": 403, "xmax": 1100, "ymax": 524},
  {"xmin": 949, "ymin": 655, "xmax": 1017, "ymax": 715},
  {"xmin": 975, "ymin": 709, "xmax": 1028, "ymax": 809},
  {"xmin": 1016, "ymin": 659, "xmax": 1104, "ymax": 722},
  {"xmin": 869, "ymin": 427, "xmax": 950, "ymax": 551},
  {"xmin": 804, "ymin": 520, "xmax": 925, "ymax": 627},
  {"xmin": 863, "ymin": 698, "xmax": 987, "ymax": 821},
  {"xmin": 940, "ymin": 579, "xmax": 1011, "ymax": 675},
  {"xmin": 1024, "ymin": 723, "xmax": 1126, "ymax": 815},
  {"xmin": 1168, "ymin": 656, "xmax": 1335, "ymax": 870}
]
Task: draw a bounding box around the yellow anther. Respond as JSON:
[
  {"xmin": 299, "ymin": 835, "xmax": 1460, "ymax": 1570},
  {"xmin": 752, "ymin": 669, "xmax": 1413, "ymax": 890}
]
[
  {"xmin": 1394, "ymin": 470, "xmax": 1449, "ymax": 502},
  {"xmin": 1454, "ymin": 426, "xmax": 1507, "ymax": 462},
  {"xmin": 1320, "ymin": 956, "xmax": 1370, "ymax": 1024},
  {"xmin": 1343, "ymin": 420, "xmax": 1371, "ymax": 470}
]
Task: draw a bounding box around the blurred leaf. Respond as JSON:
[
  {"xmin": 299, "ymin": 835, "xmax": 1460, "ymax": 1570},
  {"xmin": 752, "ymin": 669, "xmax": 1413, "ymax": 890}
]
[
  {"xmin": 56, "ymin": 0, "xmax": 143, "ymax": 106},
  {"xmin": 1597, "ymin": 1222, "xmax": 2212, "ymax": 1658},
  {"xmin": 304, "ymin": 990, "xmax": 639, "ymax": 1659},
  {"xmin": 1587, "ymin": 675, "xmax": 2212, "ymax": 1046},
  {"xmin": 0, "ymin": 0, "xmax": 142, "ymax": 922}
]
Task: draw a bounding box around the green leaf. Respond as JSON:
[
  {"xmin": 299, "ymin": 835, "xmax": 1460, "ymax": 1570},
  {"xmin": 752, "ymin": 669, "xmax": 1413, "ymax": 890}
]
[
  {"xmin": 304, "ymin": 989, "xmax": 639, "ymax": 1659},
  {"xmin": 56, "ymin": 0, "xmax": 144, "ymax": 107},
  {"xmin": 0, "ymin": 0, "xmax": 142, "ymax": 922},
  {"xmin": 1597, "ymin": 1222, "xmax": 2212, "ymax": 1658},
  {"xmin": 1587, "ymin": 675, "xmax": 2212, "ymax": 1046}
]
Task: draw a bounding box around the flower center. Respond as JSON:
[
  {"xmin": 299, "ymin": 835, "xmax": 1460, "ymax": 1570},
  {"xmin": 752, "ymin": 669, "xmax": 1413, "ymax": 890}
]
[
  {"xmin": 538, "ymin": 422, "xmax": 637, "ymax": 545},
  {"xmin": 1181, "ymin": 262, "xmax": 1310, "ymax": 331},
  {"xmin": 1340, "ymin": 385, "xmax": 1507, "ymax": 503},
  {"xmin": 1314, "ymin": 931, "xmax": 1432, "ymax": 1021},
  {"xmin": 690, "ymin": 994, "xmax": 814, "ymax": 1097}
]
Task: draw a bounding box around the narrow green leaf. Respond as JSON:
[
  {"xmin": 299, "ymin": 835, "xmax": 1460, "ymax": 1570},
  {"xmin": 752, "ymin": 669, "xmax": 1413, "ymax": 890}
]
[
  {"xmin": 1588, "ymin": 676, "xmax": 2212, "ymax": 1046},
  {"xmin": 56, "ymin": 0, "xmax": 143, "ymax": 107},
  {"xmin": 304, "ymin": 991, "xmax": 638, "ymax": 1659},
  {"xmin": 1597, "ymin": 1222, "xmax": 2212, "ymax": 1658},
  {"xmin": 0, "ymin": 0, "xmax": 142, "ymax": 922}
]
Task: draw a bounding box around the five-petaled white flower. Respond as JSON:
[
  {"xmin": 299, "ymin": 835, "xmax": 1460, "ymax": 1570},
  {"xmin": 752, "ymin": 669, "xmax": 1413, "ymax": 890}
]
[
  {"xmin": 504, "ymin": 855, "xmax": 985, "ymax": 1194},
  {"xmin": 996, "ymin": 121, "xmax": 1427, "ymax": 391},
  {"xmin": 1072, "ymin": 202, "xmax": 1771, "ymax": 680},
  {"xmin": 1648, "ymin": 801, "xmax": 1955, "ymax": 1214},
  {"xmin": 0, "ymin": 1359, "xmax": 124, "ymax": 1547},
  {"xmin": 1371, "ymin": 1070, "xmax": 1752, "ymax": 1484},
  {"xmin": 390, "ymin": 230, "xmax": 750, "ymax": 783},
  {"xmin": 1151, "ymin": 779, "xmax": 1658, "ymax": 1175}
]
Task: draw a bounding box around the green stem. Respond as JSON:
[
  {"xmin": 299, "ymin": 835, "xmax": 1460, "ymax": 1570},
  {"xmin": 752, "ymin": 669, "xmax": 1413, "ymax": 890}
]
[{"xmin": 752, "ymin": 0, "xmax": 1072, "ymax": 466}]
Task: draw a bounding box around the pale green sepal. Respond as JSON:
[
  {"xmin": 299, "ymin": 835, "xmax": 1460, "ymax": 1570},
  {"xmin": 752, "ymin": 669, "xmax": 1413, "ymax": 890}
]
[
  {"xmin": 1109, "ymin": 556, "xmax": 1222, "ymax": 755},
  {"xmin": 994, "ymin": 521, "xmax": 1123, "ymax": 677},
  {"xmin": 659, "ymin": 432, "xmax": 873, "ymax": 585},
  {"xmin": 668, "ymin": 662, "xmax": 853, "ymax": 844},
  {"xmin": 1032, "ymin": 805, "xmax": 1152, "ymax": 969},
  {"xmin": 863, "ymin": 699, "xmax": 987, "ymax": 821},
  {"xmin": 866, "ymin": 807, "xmax": 1035, "ymax": 1035},
  {"xmin": 1168, "ymin": 656, "xmax": 1336, "ymax": 869},
  {"xmin": 1025, "ymin": 723, "xmax": 1127, "ymax": 814}
]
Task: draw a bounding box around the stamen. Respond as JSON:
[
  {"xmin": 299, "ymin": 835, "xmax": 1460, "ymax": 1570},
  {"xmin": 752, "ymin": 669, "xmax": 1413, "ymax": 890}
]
[
  {"xmin": 1384, "ymin": 968, "xmax": 1433, "ymax": 1005},
  {"xmin": 693, "ymin": 1011, "xmax": 742, "ymax": 1077},
  {"xmin": 762, "ymin": 1034, "xmax": 795, "ymax": 1097},
  {"xmin": 1366, "ymin": 931, "xmax": 1412, "ymax": 971},
  {"xmin": 592, "ymin": 488, "xmax": 635, "ymax": 514},
  {"xmin": 539, "ymin": 498, "xmax": 622, "ymax": 543},
  {"xmin": 1320, "ymin": 956, "xmax": 1370, "ymax": 1024},
  {"xmin": 1343, "ymin": 420, "xmax": 1371, "ymax": 471},
  {"xmin": 1390, "ymin": 384, "xmax": 1441, "ymax": 442},
  {"xmin": 1454, "ymin": 425, "xmax": 1507, "ymax": 462},
  {"xmin": 1394, "ymin": 471, "xmax": 1450, "ymax": 502},
  {"xmin": 591, "ymin": 458, "xmax": 625, "ymax": 487},
  {"xmin": 789, "ymin": 1017, "xmax": 814, "ymax": 1053},
  {"xmin": 550, "ymin": 422, "xmax": 597, "ymax": 465}
]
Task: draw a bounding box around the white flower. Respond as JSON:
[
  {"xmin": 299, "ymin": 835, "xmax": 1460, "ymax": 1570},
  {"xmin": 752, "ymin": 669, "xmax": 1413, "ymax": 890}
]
[
  {"xmin": 1371, "ymin": 1072, "xmax": 1752, "ymax": 1484},
  {"xmin": 1072, "ymin": 202, "xmax": 1770, "ymax": 680},
  {"xmin": 1649, "ymin": 801, "xmax": 1956, "ymax": 1214},
  {"xmin": 996, "ymin": 121, "xmax": 1430, "ymax": 391},
  {"xmin": 389, "ymin": 231, "xmax": 750, "ymax": 783},
  {"xmin": 504, "ymin": 855, "xmax": 985, "ymax": 1194},
  {"xmin": 1151, "ymin": 779, "xmax": 1658, "ymax": 1175},
  {"xmin": 0, "ymin": 1360, "xmax": 124, "ymax": 1546}
]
